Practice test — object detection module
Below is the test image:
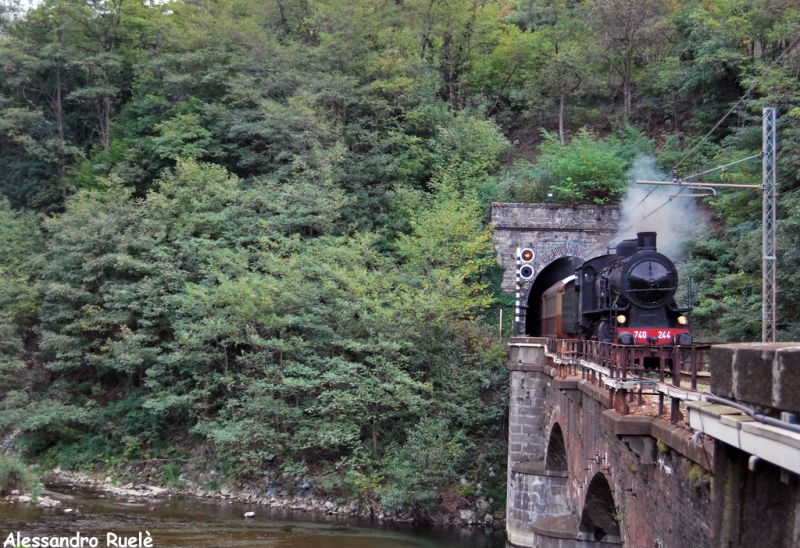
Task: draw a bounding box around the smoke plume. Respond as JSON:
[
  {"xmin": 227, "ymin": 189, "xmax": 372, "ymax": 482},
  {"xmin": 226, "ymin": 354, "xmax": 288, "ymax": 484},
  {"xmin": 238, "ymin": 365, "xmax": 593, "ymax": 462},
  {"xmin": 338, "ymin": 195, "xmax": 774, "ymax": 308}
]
[{"xmin": 612, "ymin": 156, "xmax": 708, "ymax": 259}]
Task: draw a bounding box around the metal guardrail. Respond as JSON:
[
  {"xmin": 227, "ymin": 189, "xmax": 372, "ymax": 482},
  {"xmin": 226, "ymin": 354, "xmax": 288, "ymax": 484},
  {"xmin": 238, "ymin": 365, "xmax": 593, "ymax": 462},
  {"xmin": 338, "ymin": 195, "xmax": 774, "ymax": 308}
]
[{"xmin": 544, "ymin": 338, "xmax": 712, "ymax": 423}]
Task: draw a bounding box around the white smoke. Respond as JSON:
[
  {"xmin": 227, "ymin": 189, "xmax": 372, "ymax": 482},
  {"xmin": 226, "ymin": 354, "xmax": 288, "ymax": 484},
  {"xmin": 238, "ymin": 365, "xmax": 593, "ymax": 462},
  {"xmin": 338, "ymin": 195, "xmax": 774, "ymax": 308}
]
[{"xmin": 611, "ymin": 156, "xmax": 708, "ymax": 259}]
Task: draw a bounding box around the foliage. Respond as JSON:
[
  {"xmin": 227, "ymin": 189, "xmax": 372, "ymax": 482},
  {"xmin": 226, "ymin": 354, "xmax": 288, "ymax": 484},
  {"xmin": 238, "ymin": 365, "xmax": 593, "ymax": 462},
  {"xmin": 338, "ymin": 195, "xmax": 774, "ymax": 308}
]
[
  {"xmin": 0, "ymin": 0, "xmax": 798, "ymax": 514},
  {"xmin": 494, "ymin": 127, "xmax": 652, "ymax": 205},
  {"xmin": 0, "ymin": 454, "xmax": 34, "ymax": 494},
  {"xmin": 380, "ymin": 418, "xmax": 472, "ymax": 513},
  {"xmin": 0, "ymin": 199, "xmax": 43, "ymax": 383}
]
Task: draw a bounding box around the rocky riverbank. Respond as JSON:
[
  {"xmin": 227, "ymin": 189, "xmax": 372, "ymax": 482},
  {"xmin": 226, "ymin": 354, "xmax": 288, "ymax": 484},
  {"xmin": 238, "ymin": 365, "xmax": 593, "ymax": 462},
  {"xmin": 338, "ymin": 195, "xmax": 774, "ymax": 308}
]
[{"xmin": 5, "ymin": 468, "xmax": 505, "ymax": 530}]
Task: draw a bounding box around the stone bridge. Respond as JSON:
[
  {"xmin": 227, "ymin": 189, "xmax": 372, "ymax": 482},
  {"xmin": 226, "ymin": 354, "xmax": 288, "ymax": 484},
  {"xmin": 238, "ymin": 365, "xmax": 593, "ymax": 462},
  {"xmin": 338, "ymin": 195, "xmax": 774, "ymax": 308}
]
[
  {"xmin": 505, "ymin": 338, "xmax": 800, "ymax": 548},
  {"xmin": 491, "ymin": 203, "xmax": 620, "ymax": 335}
]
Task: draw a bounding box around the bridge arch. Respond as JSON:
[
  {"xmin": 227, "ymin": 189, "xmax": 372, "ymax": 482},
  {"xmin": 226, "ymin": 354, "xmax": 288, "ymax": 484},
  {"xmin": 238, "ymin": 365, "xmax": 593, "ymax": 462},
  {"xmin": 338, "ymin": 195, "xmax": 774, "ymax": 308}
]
[
  {"xmin": 545, "ymin": 422, "xmax": 568, "ymax": 472},
  {"xmin": 579, "ymin": 472, "xmax": 621, "ymax": 542}
]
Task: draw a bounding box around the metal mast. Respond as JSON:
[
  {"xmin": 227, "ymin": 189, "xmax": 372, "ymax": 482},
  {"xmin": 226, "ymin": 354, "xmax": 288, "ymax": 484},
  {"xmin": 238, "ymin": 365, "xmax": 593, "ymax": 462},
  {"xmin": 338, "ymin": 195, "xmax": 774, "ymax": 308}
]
[
  {"xmin": 763, "ymin": 107, "xmax": 777, "ymax": 343},
  {"xmin": 514, "ymin": 248, "xmax": 521, "ymax": 336}
]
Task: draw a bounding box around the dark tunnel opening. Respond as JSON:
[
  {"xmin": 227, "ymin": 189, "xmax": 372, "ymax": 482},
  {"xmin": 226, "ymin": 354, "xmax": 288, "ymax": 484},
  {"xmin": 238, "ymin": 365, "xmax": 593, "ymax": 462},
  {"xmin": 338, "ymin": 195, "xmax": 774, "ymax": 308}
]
[{"xmin": 525, "ymin": 256, "xmax": 584, "ymax": 336}]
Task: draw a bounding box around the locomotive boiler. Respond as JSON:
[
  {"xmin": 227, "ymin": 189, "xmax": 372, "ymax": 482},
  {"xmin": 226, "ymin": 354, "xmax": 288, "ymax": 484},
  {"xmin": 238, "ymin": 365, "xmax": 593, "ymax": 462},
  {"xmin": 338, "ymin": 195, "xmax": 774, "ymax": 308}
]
[{"xmin": 541, "ymin": 232, "xmax": 693, "ymax": 348}]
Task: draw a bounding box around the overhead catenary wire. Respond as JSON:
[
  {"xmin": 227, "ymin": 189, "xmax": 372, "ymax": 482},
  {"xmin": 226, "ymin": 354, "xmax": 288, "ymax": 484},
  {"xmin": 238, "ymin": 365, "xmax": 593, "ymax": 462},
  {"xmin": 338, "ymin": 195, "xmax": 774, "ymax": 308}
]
[
  {"xmin": 682, "ymin": 154, "xmax": 762, "ymax": 181},
  {"xmin": 588, "ymin": 35, "xmax": 800, "ymax": 255},
  {"xmin": 671, "ymin": 34, "xmax": 800, "ymax": 174}
]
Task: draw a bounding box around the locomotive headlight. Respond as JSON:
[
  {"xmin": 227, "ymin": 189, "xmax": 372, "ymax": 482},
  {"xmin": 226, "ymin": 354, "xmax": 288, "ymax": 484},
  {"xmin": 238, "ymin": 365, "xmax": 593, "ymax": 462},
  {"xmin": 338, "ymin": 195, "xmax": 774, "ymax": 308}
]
[
  {"xmin": 677, "ymin": 315, "xmax": 688, "ymax": 325},
  {"xmin": 616, "ymin": 314, "xmax": 627, "ymax": 324}
]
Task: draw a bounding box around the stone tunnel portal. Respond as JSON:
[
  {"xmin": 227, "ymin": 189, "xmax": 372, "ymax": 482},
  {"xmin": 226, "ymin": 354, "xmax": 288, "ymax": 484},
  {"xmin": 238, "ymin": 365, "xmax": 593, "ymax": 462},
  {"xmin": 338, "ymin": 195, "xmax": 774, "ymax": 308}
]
[{"xmin": 525, "ymin": 256, "xmax": 584, "ymax": 336}]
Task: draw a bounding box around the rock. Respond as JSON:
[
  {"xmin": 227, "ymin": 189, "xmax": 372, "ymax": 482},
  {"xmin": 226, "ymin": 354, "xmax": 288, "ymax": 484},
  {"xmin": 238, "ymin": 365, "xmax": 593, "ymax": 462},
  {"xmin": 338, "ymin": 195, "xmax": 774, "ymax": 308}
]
[
  {"xmin": 64, "ymin": 508, "xmax": 74, "ymax": 514},
  {"xmin": 220, "ymin": 487, "xmax": 231, "ymax": 496},
  {"xmin": 459, "ymin": 477, "xmax": 468, "ymax": 485},
  {"xmin": 484, "ymin": 513, "xmax": 493, "ymax": 524},
  {"xmin": 122, "ymin": 483, "xmax": 133, "ymax": 489},
  {"xmin": 104, "ymin": 477, "xmax": 112, "ymax": 484},
  {"xmin": 349, "ymin": 499, "xmax": 358, "ymax": 511},
  {"xmin": 10, "ymin": 490, "xmax": 19, "ymax": 495},
  {"xmin": 488, "ymin": 498, "xmax": 494, "ymax": 504},
  {"xmin": 475, "ymin": 498, "xmax": 490, "ymax": 512},
  {"xmin": 324, "ymin": 500, "xmax": 335, "ymax": 509},
  {"xmin": 148, "ymin": 486, "xmax": 168, "ymax": 497},
  {"xmin": 244, "ymin": 511, "xmax": 255, "ymax": 518},
  {"xmin": 37, "ymin": 497, "xmax": 61, "ymax": 508},
  {"xmin": 488, "ymin": 471, "xmax": 496, "ymax": 477},
  {"xmin": 459, "ymin": 509, "xmax": 475, "ymax": 522},
  {"xmin": 18, "ymin": 496, "xmax": 30, "ymax": 503}
]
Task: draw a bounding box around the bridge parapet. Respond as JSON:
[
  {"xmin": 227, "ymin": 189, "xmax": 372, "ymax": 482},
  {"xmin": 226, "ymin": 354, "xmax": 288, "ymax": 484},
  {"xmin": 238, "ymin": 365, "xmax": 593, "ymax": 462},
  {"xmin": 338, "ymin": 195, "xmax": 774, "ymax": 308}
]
[
  {"xmin": 687, "ymin": 343, "xmax": 800, "ymax": 548},
  {"xmin": 507, "ymin": 339, "xmax": 800, "ymax": 547},
  {"xmin": 506, "ymin": 338, "xmax": 712, "ymax": 548}
]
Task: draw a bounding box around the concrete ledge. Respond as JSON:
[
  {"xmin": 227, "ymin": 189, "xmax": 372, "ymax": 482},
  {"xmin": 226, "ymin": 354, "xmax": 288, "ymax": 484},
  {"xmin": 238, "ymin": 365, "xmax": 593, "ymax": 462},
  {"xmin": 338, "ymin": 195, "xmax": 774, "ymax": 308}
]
[
  {"xmin": 509, "ymin": 339, "xmax": 547, "ymax": 370},
  {"xmin": 686, "ymin": 401, "xmax": 800, "ymax": 474},
  {"xmin": 710, "ymin": 343, "xmax": 800, "ymax": 414},
  {"xmin": 651, "ymin": 418, "xmax": 715, "ymax": 471},
  {"xmin": 530, "ymin": 514, "xmax": 623, "ymax": 546},
  {"xmin": 508, "ymin": 363, "xmax": 549, "ymax": 372},
  {"xmin": 532, "ymin": 515, "xmax": 581, "ymax": 540},
  {"xmin": 601, "ymin": 409, "xmax": 651, "ymax": 436},
  {"xmin": 578, "ymin": 380, "xmax": 612, "ymax": 409},
  {"xmin": 511, "ymin": 460, "xmax": 569, "ymax": 477},
  {"xmin": 553, "ymin": 377, "xmax": 580, "ymax": 390}
]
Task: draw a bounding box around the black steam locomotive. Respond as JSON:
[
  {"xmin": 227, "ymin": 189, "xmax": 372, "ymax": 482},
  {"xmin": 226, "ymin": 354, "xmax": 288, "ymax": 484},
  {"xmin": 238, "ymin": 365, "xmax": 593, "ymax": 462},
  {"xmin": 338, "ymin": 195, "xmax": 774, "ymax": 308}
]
[{"xmin": 540, "ymin": 232, "xmax": 693, "ymax": 348}]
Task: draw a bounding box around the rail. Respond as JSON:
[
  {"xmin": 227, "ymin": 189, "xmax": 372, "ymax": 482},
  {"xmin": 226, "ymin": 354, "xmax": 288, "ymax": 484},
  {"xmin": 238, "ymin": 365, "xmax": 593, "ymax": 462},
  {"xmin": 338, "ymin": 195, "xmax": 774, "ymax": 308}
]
[{"xmin": 544, "ymin": 338, "xmax": 711, "ymax": 423}]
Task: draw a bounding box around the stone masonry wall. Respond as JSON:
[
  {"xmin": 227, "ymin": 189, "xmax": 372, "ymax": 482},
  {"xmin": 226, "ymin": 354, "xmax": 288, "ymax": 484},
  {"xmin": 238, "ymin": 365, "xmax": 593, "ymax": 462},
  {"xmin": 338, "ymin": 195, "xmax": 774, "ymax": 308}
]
[
  {"xmin": 506, "ymin": 339, "xmax": 713, "ymax": 547},
  {"xmin": 708, "ymin": 343, "xmax": 800, "ymax": 548},
  {"xmin": 492, "ymin": 203, "xmax": 621, "ymax": 292},
  {"xmin": 547, "ymin": 379, "xmax": 712, "ymax": 548}
]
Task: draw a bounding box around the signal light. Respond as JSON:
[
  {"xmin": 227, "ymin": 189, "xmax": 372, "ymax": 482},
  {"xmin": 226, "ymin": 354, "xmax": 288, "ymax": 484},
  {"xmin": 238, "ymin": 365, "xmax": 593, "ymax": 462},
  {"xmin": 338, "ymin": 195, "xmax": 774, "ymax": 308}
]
[
  {"xmin": 519, "ymin": 265, "xmax": 535, "ymax": 279},
  {"xmin": 520, "ymin": 248, "xmax": 535, "ymax": 262}
]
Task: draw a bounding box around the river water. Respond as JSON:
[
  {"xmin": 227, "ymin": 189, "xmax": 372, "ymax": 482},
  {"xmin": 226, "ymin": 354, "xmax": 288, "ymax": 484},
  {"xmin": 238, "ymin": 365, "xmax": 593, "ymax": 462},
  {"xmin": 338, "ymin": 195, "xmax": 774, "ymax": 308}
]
[{"xmin": 0, "ymin": 484, "xmax": 506, "ymax": 548}]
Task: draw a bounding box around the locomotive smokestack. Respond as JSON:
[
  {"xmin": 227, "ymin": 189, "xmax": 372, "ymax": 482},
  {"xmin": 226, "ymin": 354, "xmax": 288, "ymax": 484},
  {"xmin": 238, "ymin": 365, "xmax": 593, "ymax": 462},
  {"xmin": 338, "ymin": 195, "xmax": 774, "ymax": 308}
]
[{"xmin": 637, "ymin": 232, "xmax": 657, "ymax": 251}]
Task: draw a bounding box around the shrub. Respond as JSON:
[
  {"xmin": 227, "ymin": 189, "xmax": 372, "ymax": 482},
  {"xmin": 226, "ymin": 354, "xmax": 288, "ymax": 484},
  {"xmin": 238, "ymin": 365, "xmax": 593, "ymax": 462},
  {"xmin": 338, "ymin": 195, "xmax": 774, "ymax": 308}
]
[
  {"xmin": 380, "ymin": 418, "xmax": 472, "ymax": 513},
  {"xmin": 0, "ymin": 454, "xmax": 33, "ymax": 494},
  {"xmin": 536, "ymin": 128, "xmax": 629, "ymax": 205}
]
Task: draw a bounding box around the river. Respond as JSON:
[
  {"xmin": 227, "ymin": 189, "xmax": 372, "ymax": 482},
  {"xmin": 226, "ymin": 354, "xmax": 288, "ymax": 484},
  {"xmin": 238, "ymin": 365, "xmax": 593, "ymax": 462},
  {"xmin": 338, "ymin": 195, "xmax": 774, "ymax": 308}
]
[{"xmin": 0, "ymin": 484, "xmax": 506, "ymax": 548}]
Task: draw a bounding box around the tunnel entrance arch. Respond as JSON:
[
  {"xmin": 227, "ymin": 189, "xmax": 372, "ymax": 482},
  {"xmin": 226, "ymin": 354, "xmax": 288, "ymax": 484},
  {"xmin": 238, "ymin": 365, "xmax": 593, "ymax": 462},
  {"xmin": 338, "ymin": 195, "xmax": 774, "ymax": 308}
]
[
  {"xmin": 522, "ymin": 242, "xmax": 597, "ymax": 336},
  {"xmin": 525, "ymin": 256, "xmax": 583, "ymax": 336}
]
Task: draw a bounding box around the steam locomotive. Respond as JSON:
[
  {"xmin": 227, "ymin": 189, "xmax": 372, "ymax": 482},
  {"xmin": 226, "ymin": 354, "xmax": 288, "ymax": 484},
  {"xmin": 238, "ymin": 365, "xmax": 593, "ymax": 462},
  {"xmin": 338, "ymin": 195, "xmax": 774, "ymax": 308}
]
[{"xmin": 540, "ymin": 232, "xmax": 693, "ymax": 348}]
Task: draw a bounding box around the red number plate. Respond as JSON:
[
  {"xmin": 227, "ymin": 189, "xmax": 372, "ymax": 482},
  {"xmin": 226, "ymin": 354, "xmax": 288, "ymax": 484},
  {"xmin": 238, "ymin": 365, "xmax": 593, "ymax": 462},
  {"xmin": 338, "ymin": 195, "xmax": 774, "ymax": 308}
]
[{"xmin": 620, "ymin": 328, "xmax": 690, "ymax": 345}]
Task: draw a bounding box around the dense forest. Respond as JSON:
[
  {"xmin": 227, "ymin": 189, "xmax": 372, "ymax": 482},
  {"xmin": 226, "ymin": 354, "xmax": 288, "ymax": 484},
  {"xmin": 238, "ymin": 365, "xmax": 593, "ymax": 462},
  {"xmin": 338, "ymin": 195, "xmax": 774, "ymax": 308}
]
[{"xmin": 0, "ymin": 0, "xmax": 798, "ymax": 514}]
